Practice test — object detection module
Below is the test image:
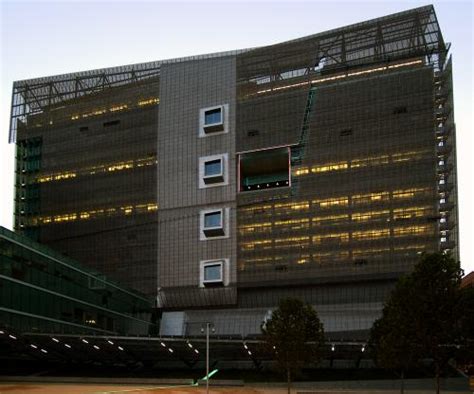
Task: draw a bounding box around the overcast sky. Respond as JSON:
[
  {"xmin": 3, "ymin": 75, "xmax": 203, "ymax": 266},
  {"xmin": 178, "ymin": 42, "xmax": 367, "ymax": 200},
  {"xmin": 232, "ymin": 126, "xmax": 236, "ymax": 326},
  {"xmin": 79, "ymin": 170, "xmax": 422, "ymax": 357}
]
[{"xmin": 0, "ymin": 0, "xmax": 473, "ymax": 273}]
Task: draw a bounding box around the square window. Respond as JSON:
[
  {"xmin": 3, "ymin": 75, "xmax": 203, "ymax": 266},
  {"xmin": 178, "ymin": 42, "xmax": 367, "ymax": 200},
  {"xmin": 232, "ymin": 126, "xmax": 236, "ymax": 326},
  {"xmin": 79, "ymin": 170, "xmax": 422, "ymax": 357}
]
[
  {"xmin": 199, "ymin": 258, "xmax": 229, "ymax": 287},
  {"xmin": 204, "ymin": 159, "xmax": 223, "ymax": 178},
  {"xmin": 204, "ymin": 263, "xmax": 222, "ymax": 283},
  {"xmin": 204, "ymin": 211, "xmax": 222, "ymax": 230},
  {"xmin": 199, "ymin": 104, "xmax": 228, "ymax": 137},
  {"xmin": 199, "ymin": 154, "xmax": 228, "ymax": 188},
  {"xmin": 204, "ymin": 108, "xmax": 222, "ymax": 126},
  {"xmin": 200, "ymin": 207, "xmax": 229, "ymax": 240}
]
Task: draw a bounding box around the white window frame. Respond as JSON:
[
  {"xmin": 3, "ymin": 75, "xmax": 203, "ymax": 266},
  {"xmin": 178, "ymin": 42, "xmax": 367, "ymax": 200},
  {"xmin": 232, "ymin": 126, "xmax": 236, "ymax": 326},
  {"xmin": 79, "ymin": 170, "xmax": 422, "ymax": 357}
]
[
  {"xmin": 204, "ymin": 158, "xmax": 223, "ymax": 179},
  {"xmin": 199, "ymin": 258, "xmax": 229, "ymax": 287},
  {"xmin": 199, "ymin": 153, "xmax": 228, "ymax": 188},
  {"xmin": 199, "ymin": 104, "xmax": 229, "ymax": 137},
  {"xmin": 200, "ymin": 207, "xmax": 230, "ymax": 240}
]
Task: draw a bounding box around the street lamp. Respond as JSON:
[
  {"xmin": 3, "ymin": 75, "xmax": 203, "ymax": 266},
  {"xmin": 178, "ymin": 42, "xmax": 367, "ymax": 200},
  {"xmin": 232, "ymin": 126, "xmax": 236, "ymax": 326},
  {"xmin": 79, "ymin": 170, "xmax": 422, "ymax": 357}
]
[{"xmin": 201, "ymin": 322, "xmax": 215, "ymax": 394}]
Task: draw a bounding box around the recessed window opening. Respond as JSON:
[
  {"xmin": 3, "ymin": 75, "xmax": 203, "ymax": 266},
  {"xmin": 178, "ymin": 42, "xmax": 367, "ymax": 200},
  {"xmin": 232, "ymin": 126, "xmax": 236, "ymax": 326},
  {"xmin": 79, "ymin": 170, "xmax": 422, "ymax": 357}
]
[
  {"xmin": 203, "ymin": 262, "xmax": 223, "ymax": 284},
  {"xmin": 204, "ymin": 108, "xmax": 222, "ymax": 126},
  {"xmin": 239, "ymin": 147, "xmax": 290, "ymax": 192},
  {"xmin": 200, "ymin": 105, "xmax": 227, "ymax": 135},
  {"xmin": 199, "ymin": 154, "xmax": 228, "ymax": 188},
  {"xmin": 199, "ymin": 258, "xmax": 229, "ymax": 287},
  {"xmin": 340, "ymin": 128, "xmax": 352, "ymax": 137},
  {"xmin": 204, "ymin": 211, "xmax": 222, "ymax": 230},
  {"xmin": 103, "ymin": 120, "xmax": 120, "ymax": 127},
  {"xmin": 247, "ymin": 129, "xmax": 259, "ymax": 137},
  {"xmin": 204, "ymin": 159, "xmax": 222, "ymax": 178},
  {"xmin": 200, "ymin": 208, "xmax": 228, "ymax": 239},
  {"xmin": 203, "ymin": 158, "xmax": 224, "ymax": 184},
  {"xmin": 393, "ymin": 106, "xmax": 407, "ymax": 114}
]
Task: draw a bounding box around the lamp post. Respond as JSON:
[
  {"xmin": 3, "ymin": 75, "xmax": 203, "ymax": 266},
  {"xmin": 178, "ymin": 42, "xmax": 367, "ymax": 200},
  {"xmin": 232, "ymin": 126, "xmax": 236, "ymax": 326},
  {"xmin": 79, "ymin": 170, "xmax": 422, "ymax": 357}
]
[{"xmin": 201, "ymin": 322, "xmax": 215, "ymax": 394}]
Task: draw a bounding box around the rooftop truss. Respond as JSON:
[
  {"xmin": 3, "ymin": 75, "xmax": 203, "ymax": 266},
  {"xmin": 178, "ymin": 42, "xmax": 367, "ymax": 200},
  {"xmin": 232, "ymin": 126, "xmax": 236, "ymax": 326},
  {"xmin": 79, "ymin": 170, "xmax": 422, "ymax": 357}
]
[
  {"xmin": 8, "ymin": 5, "xmax": 446, "ymax": 143},
  {"xmin": 8, "ymin": 49, "xmax": 247, "ymax": 143},
  {"xmin": 237, "ymin": 5, "xmax": 447, "ymax": 82}
]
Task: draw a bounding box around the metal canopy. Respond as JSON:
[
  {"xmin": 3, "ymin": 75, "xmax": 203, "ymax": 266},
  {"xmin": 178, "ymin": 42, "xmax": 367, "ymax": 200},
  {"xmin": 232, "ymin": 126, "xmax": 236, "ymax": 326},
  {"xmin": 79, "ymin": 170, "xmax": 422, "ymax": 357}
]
[{"xmin": 1, "ymin": 331, "xmax": 368, "ymax": 368}]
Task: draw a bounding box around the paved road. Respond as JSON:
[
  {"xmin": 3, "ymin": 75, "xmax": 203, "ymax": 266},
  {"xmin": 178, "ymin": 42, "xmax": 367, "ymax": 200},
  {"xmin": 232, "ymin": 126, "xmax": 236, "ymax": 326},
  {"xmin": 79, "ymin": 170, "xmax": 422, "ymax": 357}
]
[{"xmin": 0, "ymin": 384, "xmax": 472, "ymax": 394}]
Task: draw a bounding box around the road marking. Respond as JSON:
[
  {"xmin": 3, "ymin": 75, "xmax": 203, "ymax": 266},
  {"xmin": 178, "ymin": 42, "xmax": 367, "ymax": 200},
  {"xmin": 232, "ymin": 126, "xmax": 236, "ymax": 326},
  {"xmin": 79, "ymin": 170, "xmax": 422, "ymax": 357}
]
[{"xmin": 93, "ymin": 384, "xmax": 196, "ymax": 393}]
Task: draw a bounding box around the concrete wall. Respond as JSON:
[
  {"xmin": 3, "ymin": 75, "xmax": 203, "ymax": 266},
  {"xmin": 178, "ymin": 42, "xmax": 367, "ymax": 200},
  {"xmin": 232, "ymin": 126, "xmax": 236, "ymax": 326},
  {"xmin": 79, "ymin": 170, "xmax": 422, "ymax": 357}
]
[{"xmin": 157, "ymin": 56, "xmax": 238, "ymax": 308}]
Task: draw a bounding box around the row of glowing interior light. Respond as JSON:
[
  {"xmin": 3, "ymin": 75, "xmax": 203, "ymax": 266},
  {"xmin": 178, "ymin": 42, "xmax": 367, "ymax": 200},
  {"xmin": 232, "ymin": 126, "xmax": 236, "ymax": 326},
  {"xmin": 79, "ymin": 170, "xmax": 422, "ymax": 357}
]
[
  {"xmin": 30, "ymin": 187, "xmax": 431, "ymax": 225},
  {"xmin": 33, "ymin": 156, "xmax": 157, "ymax": 184},
  {"xmin": 253, "ymin": 59, "xmax": 424, "ymax": 95},
  {"xmin": 29, "ymin": 202, "xmax": 158, "ymax": 225},
  {"xmin": 239, "ymin": 205, "xmax": 433, "ymax": 233},
  {"xmin": 241, "ymin": 243, "xmax": 429, "ymax": 265},
  {"xmin": 70, "ymin": 98, "xmax": 159, "ymax": 121},
  {"xmin": 29, "ymin": 147, "xmax": 429, "ymax": 186},
  {"xmin": 241, "ymin": 187, "xmax": 434, "ymax": 215},
  {"xmin": 292, "ymin": 149, "xmax": 431, "ymax": 177},
  {"xmin": 0, "ymin": 330, "xmax": 125, "ymax": 354},
  {"xmin": 240, "ymin": 224, "xmax": 434, "ymax": 250}
]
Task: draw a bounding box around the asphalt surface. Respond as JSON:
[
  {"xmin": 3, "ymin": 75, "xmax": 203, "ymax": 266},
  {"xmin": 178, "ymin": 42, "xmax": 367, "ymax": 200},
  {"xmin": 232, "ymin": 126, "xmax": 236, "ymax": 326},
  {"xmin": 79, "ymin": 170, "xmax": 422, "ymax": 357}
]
[{"xmin": 0, "ymin": 384, "xmax": 472, "ymax": 394}]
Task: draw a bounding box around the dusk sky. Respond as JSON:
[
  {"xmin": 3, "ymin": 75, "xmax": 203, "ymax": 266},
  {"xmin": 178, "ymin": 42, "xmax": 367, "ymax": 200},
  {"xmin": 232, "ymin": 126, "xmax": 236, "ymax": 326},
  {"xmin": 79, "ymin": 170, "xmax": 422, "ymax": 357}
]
[{"xmin": 1, "ymin": 0, "xmax": 472, "ymax": 273}]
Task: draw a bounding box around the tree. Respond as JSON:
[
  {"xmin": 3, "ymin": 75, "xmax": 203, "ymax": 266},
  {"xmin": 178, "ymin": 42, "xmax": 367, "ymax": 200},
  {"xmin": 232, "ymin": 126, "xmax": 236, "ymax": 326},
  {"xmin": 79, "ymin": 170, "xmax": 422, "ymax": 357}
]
[
  {"xmin": 261, "ymin": 297, "xmax": 324, "ymax": 394},
  {"xmin": 454, "ymin": 285, "xmax": 474, "ymax": 374},
  {"xmin": 369, "ymin": 252, "xmax": 463, "ymax": 394},
  {"xmin": 369, "ymin": 275, "xmax": 423, "ymax": 394}
]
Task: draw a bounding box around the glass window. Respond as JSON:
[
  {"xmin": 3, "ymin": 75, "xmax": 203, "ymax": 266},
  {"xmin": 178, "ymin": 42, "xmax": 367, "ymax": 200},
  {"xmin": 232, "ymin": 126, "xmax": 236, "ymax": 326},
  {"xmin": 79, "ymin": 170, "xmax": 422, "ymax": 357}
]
[
  {"xmin": 204, "ymin": 108, "xmax": 222, "ymax": 125},
  {"xmin": 204, "ymin": 263, "xmax": 222, "ymax": 282},
  {"xmin": 204, "ymin": 159, "xmax": 222, "ymax": 177},
  {"xmin": 204, "ymin": 211, "xmax": 222, "ymax": 228}
]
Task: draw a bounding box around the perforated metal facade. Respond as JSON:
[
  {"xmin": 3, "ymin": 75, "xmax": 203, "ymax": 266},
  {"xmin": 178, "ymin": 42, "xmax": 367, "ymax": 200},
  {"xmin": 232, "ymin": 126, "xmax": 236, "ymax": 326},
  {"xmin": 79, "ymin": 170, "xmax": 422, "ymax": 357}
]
[{"xmin": 9, "ymin": 5, "xmax": 458, "ymax": 339}]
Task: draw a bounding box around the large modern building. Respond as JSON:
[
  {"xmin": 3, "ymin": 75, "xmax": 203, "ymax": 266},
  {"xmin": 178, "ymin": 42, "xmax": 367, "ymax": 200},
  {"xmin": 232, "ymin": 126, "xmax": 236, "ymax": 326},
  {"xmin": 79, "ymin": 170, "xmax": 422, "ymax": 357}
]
[{"xmin": 7, "ymin": 5, "xmax": 458, "ymax": 342}]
